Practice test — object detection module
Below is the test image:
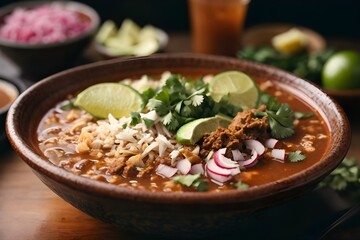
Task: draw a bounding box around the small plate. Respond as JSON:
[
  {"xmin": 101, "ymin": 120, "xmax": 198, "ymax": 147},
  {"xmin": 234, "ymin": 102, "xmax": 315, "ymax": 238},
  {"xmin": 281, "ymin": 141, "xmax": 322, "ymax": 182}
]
[{"xmin": 242, "ymin": 23, "xmax": 326, "ymax": 53}]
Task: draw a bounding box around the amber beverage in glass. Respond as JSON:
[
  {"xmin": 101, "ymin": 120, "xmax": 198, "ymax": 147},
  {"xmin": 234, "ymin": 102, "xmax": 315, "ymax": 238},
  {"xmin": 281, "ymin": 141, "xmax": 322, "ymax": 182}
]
[{"xmin": 188, "ymin": 0, "xmax": 250, "ymax": 56}]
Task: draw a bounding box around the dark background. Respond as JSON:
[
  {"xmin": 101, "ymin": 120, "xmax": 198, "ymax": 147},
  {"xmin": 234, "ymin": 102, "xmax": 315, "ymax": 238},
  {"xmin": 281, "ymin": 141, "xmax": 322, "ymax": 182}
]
[{"xmin": 0, "ymin": 0, "xmax": 359, "ymax": 38}]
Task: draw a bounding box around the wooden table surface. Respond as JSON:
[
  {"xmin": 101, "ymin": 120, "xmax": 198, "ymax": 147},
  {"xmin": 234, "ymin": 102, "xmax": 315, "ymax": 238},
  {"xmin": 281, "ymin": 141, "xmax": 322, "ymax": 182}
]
[{"xmin": 1, "ymin": 33, "xmax": 360, "ymax": 240}]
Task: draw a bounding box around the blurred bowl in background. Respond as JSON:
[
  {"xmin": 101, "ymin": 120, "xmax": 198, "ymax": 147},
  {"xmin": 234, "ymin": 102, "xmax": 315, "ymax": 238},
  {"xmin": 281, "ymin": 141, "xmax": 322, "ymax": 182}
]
[
  {"xmin": 93, "ymin": 27, "xmax": 169, "ymax": 60},
  {"xmin": 242, "ymin": 23, "xmax": 326, "ymax": 53},
  {"xmin": 0, "ymin": 1, "xmax": 100, "ymax": 78},
  {"xmin": 0, "ymin": 76, "xmax": 26, "ymax": 152}
]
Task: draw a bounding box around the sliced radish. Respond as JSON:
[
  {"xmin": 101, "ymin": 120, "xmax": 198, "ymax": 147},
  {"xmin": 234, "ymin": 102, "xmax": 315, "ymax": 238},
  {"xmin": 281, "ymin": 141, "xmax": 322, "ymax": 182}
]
[
  {"xmin": 156, "ymin": 164, "xmax": 178, "ymax": 178},
  {"xmin": 206, "ymin": 167, "xmax": 231, "ymax": 183},
  {"xmin": 176, "ymin": 158, "xmax": 191, "ymax": 174},
  {"xmin": 210, "ymin": 178, "xmax": 225, "ymax": 186},
  {"xmin": 240, "ymin": 149, "xmax": 258, "ymax": 168},
  {"xmin": 264, "ymin": 138, "xmax": 279, "ymax": 149},
  {"xmin": 271, "ymin": 149, "xmax": 286, "ymax": 162},
  {"xmin": 218, "ymin": 148, "xmax": 226, "ymax": 155},
  {"xmin": 230, "ymin": 167, "xmax": 241, "ymax": 176},
  {"xmin": 190, "ymin": 163, "xmax": 204, "ymax": 175},
  {"xmin": 214, "ymin": 150, "xmax": 239, "ymax": 169},
  {"xmin": 207, "ymin": 159, "xmax": 232, "ymax": 176},
  {"xmin": 245, "ymin": 139, "xmax": 265, "ymax": 155},
  {"xmin": 232, "ymin": 149, "xmax": 245, "ymax": 161}
]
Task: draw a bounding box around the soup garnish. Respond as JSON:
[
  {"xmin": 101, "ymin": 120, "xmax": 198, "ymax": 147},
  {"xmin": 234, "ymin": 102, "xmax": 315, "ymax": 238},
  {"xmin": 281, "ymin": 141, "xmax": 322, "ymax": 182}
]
[{"xmin": 36, "ymin": 71, "xmax": 329, "ymax": 192}]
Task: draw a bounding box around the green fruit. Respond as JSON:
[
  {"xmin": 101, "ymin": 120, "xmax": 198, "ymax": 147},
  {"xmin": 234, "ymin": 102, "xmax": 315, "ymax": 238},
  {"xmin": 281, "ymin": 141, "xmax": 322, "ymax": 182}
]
[
  {"xmin": 322, "ymin": 51, "xmax": 360, "ymax": 90},
  {"xmin": 74, "ymin": 83, "xmax": 143, "ymax": 119},
  {"xmin": 209, "ymin": 71, "xmax": 259, "ymax": 110},
  {"xmin": 176, "ymin": 115, "xmax": 232, "ymax": 145}
]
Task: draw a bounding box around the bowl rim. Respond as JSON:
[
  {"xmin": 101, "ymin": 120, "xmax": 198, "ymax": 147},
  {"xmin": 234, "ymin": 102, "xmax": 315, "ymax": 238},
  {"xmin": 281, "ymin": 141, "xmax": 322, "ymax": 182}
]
[
  {"xmin": 0, "ymin": 0, "xmax": 100, "ymax": 49},
  {"xmin": 6, "ymin": 53, "xmax": 351, "ymax": 205}
]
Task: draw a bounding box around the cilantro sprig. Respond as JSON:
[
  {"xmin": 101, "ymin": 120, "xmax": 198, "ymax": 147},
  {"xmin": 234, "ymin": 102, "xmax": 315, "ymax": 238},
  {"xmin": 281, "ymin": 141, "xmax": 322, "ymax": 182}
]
[
  {"xmin": 138, "ymin": 74, "xmax": 240, "ymax": 132},
  {"xmin": 288, "ymin": 150, "xmax": 306, "ymax": 162},
  {"xmin": 255, "ymin": 93, "xmax": 295, "ymax": 139},
  {"xmin": 319, "ymin": 157, "xmax": 360, "ymax": 191},
  {"xmin": 173, "ymin": 173, "xmax": 209, "ymax": 191}
]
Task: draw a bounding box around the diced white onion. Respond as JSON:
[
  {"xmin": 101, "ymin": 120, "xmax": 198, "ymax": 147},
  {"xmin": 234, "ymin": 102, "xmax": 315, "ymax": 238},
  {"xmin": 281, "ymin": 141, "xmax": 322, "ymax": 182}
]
[
  {"xmin": 176, "ymin": 158, "xmax": 191, "ymax": 174},
  {"xmin": 271, "ymin": 149, "xmax": 286, "ymax": 162},
  {"xmin": 190, "ymin": 163, "xmax": 204, "ymax": 175},
  {"xmin": 156, "ymin": 164, "xmax": 178, "ymax": 178}
]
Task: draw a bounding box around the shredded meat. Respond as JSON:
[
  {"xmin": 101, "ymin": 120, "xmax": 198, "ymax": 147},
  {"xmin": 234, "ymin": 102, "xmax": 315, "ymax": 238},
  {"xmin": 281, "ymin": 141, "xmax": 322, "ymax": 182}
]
[
  {"xmin": 180, "ymin": 147, "xmax": 201, "ymax": 164},
  {"xmin": 200, "ymin": 106, "xmax": 270, "ymax": 157},
  {"xmin": 107, "ymin": 157, "xmax": 126, "ymax": 174}
]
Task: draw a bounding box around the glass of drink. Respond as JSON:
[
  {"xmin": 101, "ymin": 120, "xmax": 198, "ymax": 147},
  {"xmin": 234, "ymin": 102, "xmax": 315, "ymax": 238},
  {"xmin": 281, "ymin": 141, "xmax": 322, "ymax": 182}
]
[{"xmin": 188, "ymin": 0, "xmax": 250, "ymax": 56}]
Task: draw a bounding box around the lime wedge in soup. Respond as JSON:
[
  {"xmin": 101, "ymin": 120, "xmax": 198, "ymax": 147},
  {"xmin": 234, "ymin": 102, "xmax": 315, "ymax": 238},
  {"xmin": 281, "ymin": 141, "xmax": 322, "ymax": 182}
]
[
  {"xmin": 209, "ymin": 71, "xmax": 259, "ymax": 110},
  {"xmin": 74, "ymin": 83, "xmax": 143, "ymax": 119},
  {"xmin": 176, "ymin": 115, "xmax": 232, "ymax": 145}
]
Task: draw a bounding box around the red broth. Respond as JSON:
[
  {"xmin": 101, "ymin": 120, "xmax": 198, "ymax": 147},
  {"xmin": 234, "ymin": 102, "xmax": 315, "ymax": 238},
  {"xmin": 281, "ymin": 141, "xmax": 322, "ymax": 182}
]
[{"xmin": 36, "ymin": 76, "xmax": 330, "ymax": 192}]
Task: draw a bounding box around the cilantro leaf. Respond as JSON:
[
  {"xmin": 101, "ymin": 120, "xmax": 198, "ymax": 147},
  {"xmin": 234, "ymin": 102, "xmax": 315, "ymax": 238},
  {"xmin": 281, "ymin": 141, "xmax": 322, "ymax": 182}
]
[
  {"xmin": 234, "ymin": 181, "xmax": 249, "ymax": 190},
  {"xmin": 192, "ymin": 179, "xmax": 209, "ymax": 192},
  {"xmin": 141, "ymin": 74, "xmax": 237, "ymax": 133},
  {"xmin": 294, "ymin": 112, "xmax": 314, "ymax": 119},
  {"xmin": 60, "ymin": 101, "xmax": 74, "ymax": 110},
  {"xmin": 173, "ymin": 173, "xmax": 209, "ymax": 191},
  {"xmin": 143, "ymin": 118, "xmax": 155, "ymax": 128},
  {"xmin": 319, "ymin": 157, "xmax": 360, "ymax": 191},
  {"xmin": 130, "ymin": 112, "xmax": 141, "ymax": 125},
  {"xmin": 256, "ymin": 92, "xmax": 295, "ymax": 139},
  {"xmin": 288, "ymin": 150, "xmax": 306, "ymax": 162}
]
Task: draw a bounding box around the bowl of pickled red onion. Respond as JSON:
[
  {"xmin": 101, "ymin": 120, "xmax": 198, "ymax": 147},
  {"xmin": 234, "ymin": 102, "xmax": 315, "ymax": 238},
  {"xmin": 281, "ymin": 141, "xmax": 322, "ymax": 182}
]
[{"xmin": 0, "ymin": 1, "xmax": 99, "ymax": 78}]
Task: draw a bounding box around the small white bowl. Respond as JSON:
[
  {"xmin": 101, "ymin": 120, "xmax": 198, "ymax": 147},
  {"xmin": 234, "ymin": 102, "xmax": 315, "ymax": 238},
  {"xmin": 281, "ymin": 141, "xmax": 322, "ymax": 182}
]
[{"xmin": 0, "ymin": 79, "xmax": 19, "ymax": 113}]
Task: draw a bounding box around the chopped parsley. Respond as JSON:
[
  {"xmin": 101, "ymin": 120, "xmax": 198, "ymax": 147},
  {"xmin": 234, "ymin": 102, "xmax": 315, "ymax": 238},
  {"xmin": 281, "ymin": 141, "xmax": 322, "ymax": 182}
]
[
  {"xmin": 59, "ymin": 100, "xmax": 74, "ymax": 110},
  {"xmin": 294, "ymin": 112, "xmax": 314, "ymax": 119},
  {"xmin": 173, "ymin": 173, "xmax": 209, "ymax": 192},
  {"xmin": 288, "ymin": 150, "xmax": 306, "ymax": 162},
  {"xmin": 234, "ymin": 181, "xmax": 249, "ymax": 190},
  {"xmin": 256, "ymin": 93, "xmax": 295, "ymax": 139},
  {"xmin": 136, "ymin": 74, "xmax": 240, "ymax": 132},
  {"xmin": 132, "ymin": 74, "xmax": 313, "ymax": 140},
  {"xmin": 238, "ymin": 47, "xmax": 335, "ymax": 84},
  {"xmin": 319, "ymin": 157, "xmax": 360, "ymax": 191}
]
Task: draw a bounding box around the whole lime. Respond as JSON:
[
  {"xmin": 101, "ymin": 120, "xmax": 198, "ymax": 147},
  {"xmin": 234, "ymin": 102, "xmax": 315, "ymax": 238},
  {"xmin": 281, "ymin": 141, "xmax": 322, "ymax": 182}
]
[{"xmin": 322, "ymin": 51, "xmax": 360, "ymax": 90}]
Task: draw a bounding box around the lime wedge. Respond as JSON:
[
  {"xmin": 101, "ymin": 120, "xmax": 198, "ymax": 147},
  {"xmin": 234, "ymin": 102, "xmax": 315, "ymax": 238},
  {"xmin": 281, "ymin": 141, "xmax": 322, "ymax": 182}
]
[
  {"xmin": 74, "ymin": 83, "xmax": 143, "ymax": 119},
  {"xmin": 117, "ymin": 18, "xmax": 141, "ymax": 43},
  {"xmin": 133, "ymin": 39, "xmax": 159, "ymax": 56},
  {"xmin": 176, "ymin": 115, "xmax": 232, "ymax": 145},
  {"xmin": 139, "ymin": 25, "xmax": 158, "ymax": 42},
  {"xmin": 95, "ymin": 20, "xmax": 117, "ymax": 44},
  {"xmin": 209, "ymin": 71, "xmax": 259, "ymax": 110}
]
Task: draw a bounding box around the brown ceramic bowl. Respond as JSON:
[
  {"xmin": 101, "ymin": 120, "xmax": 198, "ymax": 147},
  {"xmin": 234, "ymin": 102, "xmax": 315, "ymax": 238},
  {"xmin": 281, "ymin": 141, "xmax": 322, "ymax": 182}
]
[
  {"xmin": 323, "ymin": 88, "xmax": 360, "ymax": 115},
  {"xmin": 0, "ymin": 1, "xmax": 100, "ymax": 78},
  {"xmin": 6, "ymin": 54, "xmax": 351, "ymax": 238}
]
